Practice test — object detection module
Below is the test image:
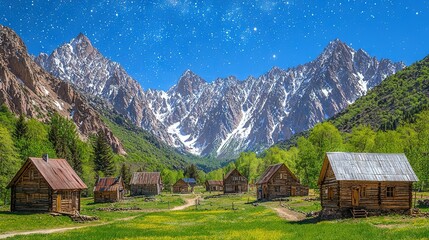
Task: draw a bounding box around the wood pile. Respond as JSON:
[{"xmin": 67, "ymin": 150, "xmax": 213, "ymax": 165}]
[{"xmin": 70, "ymin": 214, "xmax": 99, "ymax": 222}]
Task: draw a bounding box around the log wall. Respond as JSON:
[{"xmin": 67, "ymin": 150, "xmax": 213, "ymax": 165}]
[
  {"xmin": 12, "ymin": 164, "xmax": 51, "ymax": 212},
  {"xmin": 320, "ymin": 164, "xmax": 413, "ymax": 211},
  {"xmin": 130, "ymin": 184, "xmax": 160, "ymax": 196},
  {"xmin": 257, "ymin": 165, "xmax": 308, "ymax": 200},
  {"xmin": 224, "ymin": 170, "xmax": 248, "ymax": 194}
]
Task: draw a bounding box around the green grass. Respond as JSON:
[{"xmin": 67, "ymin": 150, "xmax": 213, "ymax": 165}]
[
  {"xmin": 3, "ymin": 191, "xmax": 429, "ymax": 239},
  {"xmin": 0, "ymin": 194, "xmax": 189, "ymax": 234},
  {"xmin": 10, "ymin": 201, "xmax": 429, "ymax": 240}
]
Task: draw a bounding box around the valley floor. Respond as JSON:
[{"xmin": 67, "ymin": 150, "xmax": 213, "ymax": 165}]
[{"xmin": 1, "ymin": 190, "xmax": 429, "ymax": 240}]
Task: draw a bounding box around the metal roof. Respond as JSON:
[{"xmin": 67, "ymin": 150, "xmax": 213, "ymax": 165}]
[
  {"xmin": 7, "ymin": 157, "xmax": 87, "ymax": 190},
  {"xmin": 130, "ymin": 172, "xmax": 161, "ymax": 185},
  {"xmin": 325, "ymin": 152, "xmax": 418, "ymax": 182},
  {"xmin": 182, "ymin": 178, "xmax": 196, "ymax": 184},
  {"xmin": 206, "ymin": 180, "xmax": 223, "ymax": 186},
  {"xmin": 94, "ymin": 177, "xmax": 123, "ymax": 192}
]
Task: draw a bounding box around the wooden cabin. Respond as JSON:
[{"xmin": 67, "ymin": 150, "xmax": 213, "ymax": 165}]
[
  {"xmin": 256, "ymin": 163, "xmax": 308, "ymax": 201},
  {"xmin": 224, "ymin": 169, "xmax": 248, "ymax": 194},
  {"xmin": 205, "ymin": 180, "xmax": 223, "ymax": 192},
  {"xmin": 318, "ymin": 152, "xmax": 418, "ymax": 218},
  {"xmin": 172, "ymin": 178, "xmax": 196, "ymax": 193},
  {"xmin": 7, "ymin": 156, "xmax": 87, "ymax": 214},
  {"xmin": 130, "ymin": 172, "xmax": 162, "ymax": 196},
  {"xmin": 93, "ymin": 177, "xmax": 125, "ymax": 203}
]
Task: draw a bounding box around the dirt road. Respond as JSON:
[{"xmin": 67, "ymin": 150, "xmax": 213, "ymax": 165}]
[
  {"xmin": 272, "ymin": 207, "xmax": 306, "ymax": 221},
  {"xmin": 171, "ymin": 197, "xmax": 198, "ymax": 211}
]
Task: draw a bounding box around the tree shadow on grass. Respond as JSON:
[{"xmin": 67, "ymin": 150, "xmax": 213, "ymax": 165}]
[
  {"xmin": 0, "ymin": 210, "xmax": 47, "ymax": 215},
  {"xmin": 288, "ymin": 216, "xmax": 321, "ymax": 225}
]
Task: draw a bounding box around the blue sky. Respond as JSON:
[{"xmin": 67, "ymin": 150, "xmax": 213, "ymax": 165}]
[{"xmin": 1, "ymin": 0, "xmax": 429, "ymax": 90}]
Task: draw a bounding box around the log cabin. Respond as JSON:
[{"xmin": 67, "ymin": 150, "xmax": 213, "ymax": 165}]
[
  {"xmin": 205, "ymin": 180, "xmax": 223, "ymax": 192},
  {"xmin": 172, "ymin": 178, "xmax": 196, "ymax": 193},
  {"xmin": 318, "ymin": 152, "xmax": 418, "ymax": 218},
  {"xmin": 7, "ymin": 156, "xmax": 87, "ymax": 214},
  {"xmin": 224, "ymin": 169, "xmax": 248, "ymax": 194},
  {"xmin": 93, "ymin": 177, "xmax": 125, "ymax": 203},
  {"xmin": 256, "ymin": 163, "xmax": 308, "ymax": 201},
  {"xmin": 130, "ymin": 172, "xmax": 162, "ymax": 196}
]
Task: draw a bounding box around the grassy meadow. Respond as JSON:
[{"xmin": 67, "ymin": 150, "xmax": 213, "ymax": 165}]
[{"xmin": 1, "ymin": 190, "xmax": 429, "ymax": 239}]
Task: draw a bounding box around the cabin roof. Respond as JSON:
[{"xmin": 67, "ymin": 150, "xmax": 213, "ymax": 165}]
[
  {"xmin": 318, "ymin": 152, "xmax": 419, "ymax": 184},
  {"xmin": 94, "ymin": 177, "xmax": 123, "ymax": 192},
  {"xmin": 206, "ymin": 180, "xmax": 223, "ymax": 186},
  {"xmin": 224, "ymin": 169, "xmax": 246, "ymax": 180},
  {"xmin": 7, "ymin": 157, "xmax": 87, "ymax": 190},
  {"xmin": 182, "ymin": 178, "xmax": 196, "ymax": 184},
  {"xmin": 130, "ymin": 172, "xmax": 161, "ymax": 185},
  {"xmin": 256, "ymin": 163, "xmax": 299, "ymax": 184}
]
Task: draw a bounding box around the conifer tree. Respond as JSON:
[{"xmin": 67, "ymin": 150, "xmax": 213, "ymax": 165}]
[
  {"xmin": 13, "ymin": 115, "xmax": 28, "ymax": 140},
  {"xmin": 120, "ymin": 163, "xmax": 131, "ymax": 189},
  {"xmin": 93, "ymin": 130, "xmax": 115, "ymax": 177}
]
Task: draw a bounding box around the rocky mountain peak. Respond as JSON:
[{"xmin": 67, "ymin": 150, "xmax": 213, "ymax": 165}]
[
  {"xmin": 37, "ymin": 34, "xmax": 405, "ymax": 159},
  {"xmin": 175, "ymin": 69, "xmax": 206, "ymax": 96},
  {"xmin": 0, "ymin": 25, "xmax": 125, "ymax": 154}
]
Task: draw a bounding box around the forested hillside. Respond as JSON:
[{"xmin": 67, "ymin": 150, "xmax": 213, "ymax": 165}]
[{"xmin": 331, "ymin": 55, "xmax": 429, "ymax": 131}]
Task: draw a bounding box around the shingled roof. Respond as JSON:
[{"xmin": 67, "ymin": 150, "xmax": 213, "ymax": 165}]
[
  {"xmin": 256, "ymin": 163, "xmax": 299, "ymax": 184},
  {"xmin": 318, "ymin": 152, "xmax": 419, "ymax": 184},
  {"xmin": 7, "ymin": 157, "xmax": 87, "ymax": 190},
  {"xmin": 224, "ymin": 169, "xmax": 246, "ymax": 180},
  {"xmin": 206, "ymin": 180, "xmax": 223, "ymax": 186},
  {"xmin": 94, "ymin": 177, "xmax": 123, "ymax": 192},
  {"xmin": 130, "ymin": 172, "xmax": 161, "ymax": 185}
]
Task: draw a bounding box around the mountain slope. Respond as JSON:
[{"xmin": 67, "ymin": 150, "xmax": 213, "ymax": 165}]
[
  {"xmin": 37, "ymin": 36, "xmax": 405, "ymax": 159},
  {"xmin": 330, "ymin": 55, "xmax": 429, "ymax": 131},
  {"xmin": 0, "ymin": 25, "xmax": 125, "ymax": 154}
]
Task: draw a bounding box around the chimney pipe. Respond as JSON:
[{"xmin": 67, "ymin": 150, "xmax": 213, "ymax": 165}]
[{"xmin": 42, "ymin": 153, "xmax": 48, "ymax": 162}]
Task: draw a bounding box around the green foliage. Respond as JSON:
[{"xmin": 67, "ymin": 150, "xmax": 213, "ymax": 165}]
[
  {"xmin": 93, "ymin": 130, "xmax": 116, "ymax": 177},
  {"xmin": 120, "ymin": 163, "xmax": 131, "ymax": 189},
  {"xmin": 0, "ymin": 125, "xmax": 20, "ymax": 204},
  {"xmin": 184, "ymin": 164, "xmax": 199, "ymax": 181},
  {"xmin": 49, "ymin": 113, "xmax": 84, "ymax": 176},
  {"xmin": 296, "ymin": 137, "xmax": 319, "ymax": 188},
  {"xmin": 235, "ymin": 152, "xmax": 262, "ymax": 183}
]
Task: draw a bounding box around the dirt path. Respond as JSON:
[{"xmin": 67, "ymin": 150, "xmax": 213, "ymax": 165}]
[
  {"xmin": 272, "ymin": 207, "xmax": 306, "ymax": 221},
  {"xmin": 0, "ymin": 216, "xmax": 138, "ymax": 240},
  {"xmin": 171, "ymin": 197, "xmax": 199, "ymax": 211},
  {"xmin": 0, "ymin": 197, "xmax": 198, "ymax": 239}
]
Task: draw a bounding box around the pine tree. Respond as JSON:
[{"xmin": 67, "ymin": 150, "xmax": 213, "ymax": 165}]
[
  {"xmin": 120, "ymin": 163, "xmax": 131, "ymax": 189},
  {"xmin": 49, "ymin": 113, "xmax": 83, "ymax": 176},
  {"xmin": 13, "ymin": 115, "xmax": 28, "ymax": 140},
  {"xmin": 93, "ymin": 130, "xmax": 115, "ymax": 177},
  {"xmin": 184, "ymin": 164, "xmax": 198, "ymax": 180}
]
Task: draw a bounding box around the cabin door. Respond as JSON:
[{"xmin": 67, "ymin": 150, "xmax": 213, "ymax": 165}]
[
  {"xmin": 56, "ymin": 194, "xmax": 62, "ymax": 212},
  {"xmin": 352, "ymin": 188, "xmax": 359, "ymax": 206},
  {"xmin": 291, "ymin": 186, "xmax": 296, "ymax": 196}
]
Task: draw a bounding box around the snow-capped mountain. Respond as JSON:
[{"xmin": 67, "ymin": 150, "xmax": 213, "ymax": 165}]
[{"xmin": 36, "ymin": 36, "xmax": 405, "ymax": 159}]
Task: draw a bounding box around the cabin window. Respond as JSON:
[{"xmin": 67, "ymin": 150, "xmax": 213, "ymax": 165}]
[
  {"xmin": 386, "ymin": 187, "xmax": 395, "ymax": 197},
  {"xmin": 328, "ymin": 187, "xmax": 334, "ymax": 200},
  {"xmin": 360, "ymin": 187, "xmax": 367, "ymax": 198},
  {"xmin": 274, "ymin": 186, "xmax": 280, "ymax": 192},
  {"xmin": 29, "ymin": 170, "xmax": 34, "ymax": 180},
  {"xmin": 279, "ymin": 173, "xmax": 283, "ymax": 179}
]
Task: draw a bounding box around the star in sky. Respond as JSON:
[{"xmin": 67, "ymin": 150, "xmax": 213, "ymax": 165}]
[{"xmin": 1, "ymin": 0, "xmax": 429, "ymax": 90}]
